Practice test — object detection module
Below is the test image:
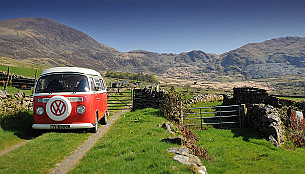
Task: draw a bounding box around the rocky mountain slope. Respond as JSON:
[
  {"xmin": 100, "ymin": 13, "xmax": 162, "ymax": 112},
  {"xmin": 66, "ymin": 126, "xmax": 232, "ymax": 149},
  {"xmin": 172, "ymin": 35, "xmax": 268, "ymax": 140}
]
[
  {"xmin": 0, "ymin": 18, "xmax": 305, "ymax": 79},
  {"xmin": 221, "ymin": 37, "xmax": 305, "ymax": 78}
]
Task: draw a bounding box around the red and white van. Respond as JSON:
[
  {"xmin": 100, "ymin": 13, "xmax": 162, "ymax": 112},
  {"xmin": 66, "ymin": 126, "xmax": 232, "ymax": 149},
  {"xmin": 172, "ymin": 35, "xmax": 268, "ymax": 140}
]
[{"xmin": 32, "ymin": 67, "xmax": 108, "ymax": 133}]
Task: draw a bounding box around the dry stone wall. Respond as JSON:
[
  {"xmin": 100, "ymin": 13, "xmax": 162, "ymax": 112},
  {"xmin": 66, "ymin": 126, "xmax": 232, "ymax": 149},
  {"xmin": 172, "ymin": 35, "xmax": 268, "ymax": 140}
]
[
  {"xmin": 223, "ymin": 87, "xmax": 305, "ymax": 146},
  {"xmin": 246, "ymin": 104, "xmax": 284, "ymax": 146},
  {"xmin": 223, "ymin": 87, "xmax": 279, "ymax": 107},
  {"xmin": 186, "ymin": 94, "xmax": 223, "ymax": 107},
  {"xmin": 132, "ymin": 88, "xmax": 164, "ymax": 111},
  {"xmin": 0, "ymin": 90, "xmax": 32, "ymax": 115},
  {"xmin": 0, "ymin": 71, "xmax": 35, "ymax": 90}
]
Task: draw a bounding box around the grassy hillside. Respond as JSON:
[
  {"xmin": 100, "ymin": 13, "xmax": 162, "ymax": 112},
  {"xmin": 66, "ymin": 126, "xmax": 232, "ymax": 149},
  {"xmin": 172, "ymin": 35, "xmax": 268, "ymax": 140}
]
[{"xmin": 0, "ymin": 64, "xmax": 43, "ymax": 78}]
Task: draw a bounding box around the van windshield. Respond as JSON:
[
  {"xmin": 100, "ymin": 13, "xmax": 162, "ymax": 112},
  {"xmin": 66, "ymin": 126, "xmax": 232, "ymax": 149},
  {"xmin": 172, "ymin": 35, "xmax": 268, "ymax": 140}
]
[{"xmin": 35, "ymin": 74, "xmax": 90, "ymax": 93}]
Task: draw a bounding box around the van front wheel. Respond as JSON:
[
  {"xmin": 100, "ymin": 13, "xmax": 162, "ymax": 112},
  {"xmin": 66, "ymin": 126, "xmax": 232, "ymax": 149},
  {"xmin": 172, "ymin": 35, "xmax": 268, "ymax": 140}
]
[
  {"xmin": 100, "ymin": 111, "xmax": 108, "ymax": 125},
  {"xmin": 89, "ymin": 116, "xmax": 98, "ymax": 133}
]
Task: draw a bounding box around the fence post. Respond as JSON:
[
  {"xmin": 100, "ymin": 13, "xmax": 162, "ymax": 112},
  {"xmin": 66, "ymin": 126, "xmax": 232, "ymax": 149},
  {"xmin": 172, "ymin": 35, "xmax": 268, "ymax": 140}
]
[
  {"xmin": 131, "ymin": 87, "xmax": 134, "ymax": 111},
  {"xmin": 219, "ymin": 107, "xmax": 222, "ymax": 129},
  {"xmin": 238, "ymin": 105, "xmax": 241, "ymax": 128},
  {"xmin": 34, "ymin": 70, "xmax": 37, "ymax": 81},
  {"xmin": 200, "ymin": 108, "xmax": 202, "ymax": 130},
  {"xmin": 241, "ymin": 104, "xmax": 247, "ymax": 128},
  {"xmin": 4, "ymin": 67, "xmax": 10, "ymax": 91}
]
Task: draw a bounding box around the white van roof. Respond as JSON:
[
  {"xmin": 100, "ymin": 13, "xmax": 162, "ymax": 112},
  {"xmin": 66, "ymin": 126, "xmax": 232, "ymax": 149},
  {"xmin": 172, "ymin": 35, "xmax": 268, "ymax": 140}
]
[{"xmin": 41, "ymin": 67, "xmax": 101, "ymax": 76}]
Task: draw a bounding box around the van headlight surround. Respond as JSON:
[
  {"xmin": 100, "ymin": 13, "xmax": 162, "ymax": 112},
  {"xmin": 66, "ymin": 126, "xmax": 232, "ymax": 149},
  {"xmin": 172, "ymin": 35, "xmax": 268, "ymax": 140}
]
[
  {"xmin": 76, "ymin": 105, "xmax": 86, "ymax": 114},
  {"xmin": 36, "ymin": 106, "xmax": 44, "ymax": 115}
]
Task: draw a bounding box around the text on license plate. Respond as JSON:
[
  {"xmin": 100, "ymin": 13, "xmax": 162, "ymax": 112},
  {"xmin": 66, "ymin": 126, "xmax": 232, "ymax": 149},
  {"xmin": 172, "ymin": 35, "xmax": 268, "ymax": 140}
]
[{"xmin": 50, "ymin": 125, "xmax": 70, "ymax": 129}]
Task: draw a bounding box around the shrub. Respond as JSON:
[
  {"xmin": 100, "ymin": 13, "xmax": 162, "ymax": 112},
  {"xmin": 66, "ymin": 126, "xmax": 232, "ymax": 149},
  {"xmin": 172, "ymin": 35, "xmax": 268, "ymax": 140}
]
[{"xmin": 160, "ymin": 86, "xmax": 184, "ymax": 124}]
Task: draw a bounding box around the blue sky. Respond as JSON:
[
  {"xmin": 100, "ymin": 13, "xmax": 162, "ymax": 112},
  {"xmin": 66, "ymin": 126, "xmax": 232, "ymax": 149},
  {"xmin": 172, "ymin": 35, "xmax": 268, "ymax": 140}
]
[{"xmin": 1, "ymin": 0, "xmax": 305, "ymax": 54}]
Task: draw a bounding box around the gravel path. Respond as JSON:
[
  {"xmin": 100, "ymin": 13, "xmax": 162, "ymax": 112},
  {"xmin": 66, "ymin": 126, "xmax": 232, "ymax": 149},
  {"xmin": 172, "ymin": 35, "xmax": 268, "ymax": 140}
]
[{"xmin": 49, "ymin": 110, "xmax": 126, "ymax": 174}]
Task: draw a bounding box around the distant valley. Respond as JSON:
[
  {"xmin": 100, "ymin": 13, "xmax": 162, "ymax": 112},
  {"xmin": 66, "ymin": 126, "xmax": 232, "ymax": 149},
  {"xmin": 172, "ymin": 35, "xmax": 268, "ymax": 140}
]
[{"xmin": 0, "ymin": 17, "xmax": 305, "ymax": 83}]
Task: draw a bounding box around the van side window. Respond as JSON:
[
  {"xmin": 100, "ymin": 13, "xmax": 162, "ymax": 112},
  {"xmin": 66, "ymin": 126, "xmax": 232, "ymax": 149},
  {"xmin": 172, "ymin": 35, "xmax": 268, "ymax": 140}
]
[
  {"xmin": 89, "ymin": 77, "xmax": 95, "ymax": 91},
  {"xmin": 100, "ymin": 78, "xmax": 106, "ymax": 90},
  {"xmin": 94, "ymin": 78, "xmax": 101, "ymax": 91}
]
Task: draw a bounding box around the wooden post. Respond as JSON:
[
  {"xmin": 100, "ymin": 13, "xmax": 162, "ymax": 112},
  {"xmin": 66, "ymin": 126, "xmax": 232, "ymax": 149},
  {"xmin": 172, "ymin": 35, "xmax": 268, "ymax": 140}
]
[
  {"xmin": 4, "ymin": 67, "xmax": 10, "ymax": 91},
  {"xmin": 241, "ymin": 104, "xmax": 247, "ymax": 128},
  {"xmin": 34, "ymin": 70, "xmax": 37, "ymax": 82}
]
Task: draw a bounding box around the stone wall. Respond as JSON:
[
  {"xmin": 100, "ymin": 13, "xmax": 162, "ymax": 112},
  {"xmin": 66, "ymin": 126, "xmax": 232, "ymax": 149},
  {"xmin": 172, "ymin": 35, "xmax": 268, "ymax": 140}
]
[
  {"xmin": 0, "ymin": 71, "xmax": 35, "ymax": 90},
  {"xmin": 186, "ymin": 94, "xmax": 223, "ymax": 107},
  {"xmin": 246, "ymin": 104, "xmax": 284, "ymax": 146},
  {"xmin": 223, "ymin": 87, "xmax": 279, "ymax": 107},
  {"xmin": 0, "ymin": 90, "xmax": 32, "ymax": 115},
  {"xmin": 223, "ymin": 87, "xmax": 305, "ymax": 146},
  {"xmin": 132, "ymin": 88, "xmax": 164, "ymax": 111}
]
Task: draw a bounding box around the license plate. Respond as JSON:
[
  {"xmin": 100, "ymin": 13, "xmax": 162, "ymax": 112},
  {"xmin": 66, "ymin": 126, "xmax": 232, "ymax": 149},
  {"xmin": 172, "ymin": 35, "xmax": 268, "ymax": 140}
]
[{"xmin": 50, "ymin": 125, "xmax": 70, "ymax": 129}]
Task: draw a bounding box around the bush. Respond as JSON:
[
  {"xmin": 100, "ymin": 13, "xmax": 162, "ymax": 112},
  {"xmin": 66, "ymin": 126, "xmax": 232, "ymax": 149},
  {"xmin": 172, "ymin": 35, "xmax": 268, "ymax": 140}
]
[{"xmin": 160, "ymin": 86, "xmax": 184, "ymax": 124}]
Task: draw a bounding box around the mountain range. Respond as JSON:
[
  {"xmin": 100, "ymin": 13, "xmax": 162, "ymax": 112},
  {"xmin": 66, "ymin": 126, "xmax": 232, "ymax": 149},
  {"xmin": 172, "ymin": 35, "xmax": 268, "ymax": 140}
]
[{"xmin": 0, "ymin": 17, "xmax": 305, "ymax": 80}]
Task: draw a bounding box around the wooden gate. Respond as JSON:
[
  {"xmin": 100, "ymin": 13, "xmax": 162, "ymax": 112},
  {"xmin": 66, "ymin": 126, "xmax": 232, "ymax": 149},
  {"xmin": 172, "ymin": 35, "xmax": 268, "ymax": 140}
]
[
  {"xmin": 183, "ymin": 105, "xmax": 241, "ymax": 129},
  {"xmin": 107, "ymin": 87, "xmax": 133, "ymax": 110}
]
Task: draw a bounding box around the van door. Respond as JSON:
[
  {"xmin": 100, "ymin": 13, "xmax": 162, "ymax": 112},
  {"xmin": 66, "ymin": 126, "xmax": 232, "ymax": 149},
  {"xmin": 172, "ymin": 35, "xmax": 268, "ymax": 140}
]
[{"xmin": 93, "ymin": 77, "xmax": 103, "ymax": 119}]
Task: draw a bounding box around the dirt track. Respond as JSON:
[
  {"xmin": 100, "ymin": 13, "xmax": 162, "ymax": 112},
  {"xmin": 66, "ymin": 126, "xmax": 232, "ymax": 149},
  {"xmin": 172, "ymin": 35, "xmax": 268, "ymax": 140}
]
[{"xmin": 49, "ymin": 110, "xmax": 126, "ymax": 174}]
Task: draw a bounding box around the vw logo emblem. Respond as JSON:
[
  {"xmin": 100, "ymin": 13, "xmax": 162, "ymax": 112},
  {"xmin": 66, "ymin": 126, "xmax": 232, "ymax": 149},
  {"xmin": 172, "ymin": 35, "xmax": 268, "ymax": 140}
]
[{"xmin": 50, "ymin": 100, "xmax": 66, "ymax": 116}]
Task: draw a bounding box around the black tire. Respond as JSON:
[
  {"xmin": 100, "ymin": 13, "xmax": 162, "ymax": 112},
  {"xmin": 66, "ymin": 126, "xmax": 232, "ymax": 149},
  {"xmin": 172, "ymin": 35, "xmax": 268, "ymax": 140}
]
[
  {"xmin": 100, "ymin": 111, "xmax": 108, "ymax": 125},
  {"xmin": 89, "ymin": 116, "xmax": 98, "ymax": 133}
]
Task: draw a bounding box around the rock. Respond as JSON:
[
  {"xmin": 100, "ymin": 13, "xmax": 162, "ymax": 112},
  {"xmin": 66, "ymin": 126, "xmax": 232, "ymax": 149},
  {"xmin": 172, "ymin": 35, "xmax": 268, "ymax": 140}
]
[
  {"xmin": 161, "ymin": 137, "xmax": 183, "ymax": 145},
  {"xmin": 189, "ymin": 154, "xmax": 203, "ymax": 166},
  {"xmin": 198, "ymin": 166, "xmax": 208, "ymax": 174},
  {"xmin": 173, "ymin": 155, "xmax": 191, "ymax": 165},
  {"xmin": 268, "ymin": 135, "xmax": 278, "ymax": 147},
  {"xmin": 0, "ymin": 90, "xmax": 8, "ymax": 98},
  {"xmin": 192, "ymin": 164, "xmax": 208, "ymax": 174},
  {"xmin": 161, "ymin": 122, "xmax": 175, "ymax": 135},
  {"xmin": 14, "ymin": 91, "xmax": 25, "ymax": 100},
  {"xmin": 167, "ymin": 146, "xmax": 189, "ymax": 156}
]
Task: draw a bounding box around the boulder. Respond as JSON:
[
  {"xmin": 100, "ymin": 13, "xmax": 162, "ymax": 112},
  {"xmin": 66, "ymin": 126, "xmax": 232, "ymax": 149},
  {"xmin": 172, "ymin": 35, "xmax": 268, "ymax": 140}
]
[
  {"xmin": 167, "ymin": 146, "xmax": 189, "ymax": 156},
  {"xmin": 173, "ymin": 155, "xmax": 191, "ymax": 165},
  {"xmin": 0, "ymin": 90, "xmax": 8, "ymax": 98},
  {"xmin": 14, "ymin": 91, "xmax": 25, "ymax": 100}
]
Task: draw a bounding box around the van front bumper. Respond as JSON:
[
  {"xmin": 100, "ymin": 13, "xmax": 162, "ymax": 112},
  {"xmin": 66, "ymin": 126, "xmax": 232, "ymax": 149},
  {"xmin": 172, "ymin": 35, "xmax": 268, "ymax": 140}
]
[{"xmin": 32, "ymin": 123, "xmax": 94, "ymax": 129}]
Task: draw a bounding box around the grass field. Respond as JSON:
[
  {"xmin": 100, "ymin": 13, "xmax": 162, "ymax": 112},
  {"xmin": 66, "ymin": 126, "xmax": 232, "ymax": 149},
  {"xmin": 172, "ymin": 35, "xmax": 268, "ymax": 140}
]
[
  {"xmin": 277, "ymin": 96, "xmax": 305, "ymax": 101},
  {"xmin": 0, "ymin": 64, "xmax": 43, "ymax": 78},
  {"xmin": 198, "ymin": 128, "xmax": 305, "ymax": 173},
  {"xmin": 0, "ymin": 86, "xmax": 32, "ymax": 96},
  {"xmin": 0, "ymin": 109, "xmax": 192, "ymax": 173},
  {"xmin": 0, "ymin": 110, "xmax": 92, "ymax": 173},
  {"xmin": 71, "ymin": 108, "xmax": 192, "ymax": 174}
]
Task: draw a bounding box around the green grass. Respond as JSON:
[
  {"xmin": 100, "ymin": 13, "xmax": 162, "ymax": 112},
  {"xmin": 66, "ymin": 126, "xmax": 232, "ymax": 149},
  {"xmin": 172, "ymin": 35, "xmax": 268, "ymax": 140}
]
[
  {"xmin": 277, "ymin": 97, "xmax": 305, "ymax": 101},
  {"xmin": 198, "ymin": 128, "xmax": 305, "ymax": 173},
  {"xmin": 70, "ymin": 108, "xmax": 192, "ymax": 174},
  {"xmin": 0, "ymin": 64, "xmax": 43, "ymax": 78},
  {"xmin": 0, "ymin": 127, "xmax": 24, "ymax": 151},
  {"xmin": 0, "ymin": 86, "xmax": 32, "ymax": 96},
  {"xmin": 0, "ymin": 132, "xmax": 91, "ymax": 173},
  {"xmin": 0, "ymin": 110, "xmax": 92, "ymax": 173},
  {"xmin": 0, "ymin": 111, "xmax": 38, "ymax": 150}
]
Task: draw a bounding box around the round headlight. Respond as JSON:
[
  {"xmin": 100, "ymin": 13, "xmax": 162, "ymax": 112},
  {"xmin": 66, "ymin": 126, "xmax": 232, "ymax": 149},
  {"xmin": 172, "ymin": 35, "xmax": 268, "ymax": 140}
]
[
  {"xmin": 76, "ymin": 105, "xmax": 86, "ymax": 114},
  {"xmin": 36, "ymin": 106, "xmax": 44, "ymax": 115}
]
